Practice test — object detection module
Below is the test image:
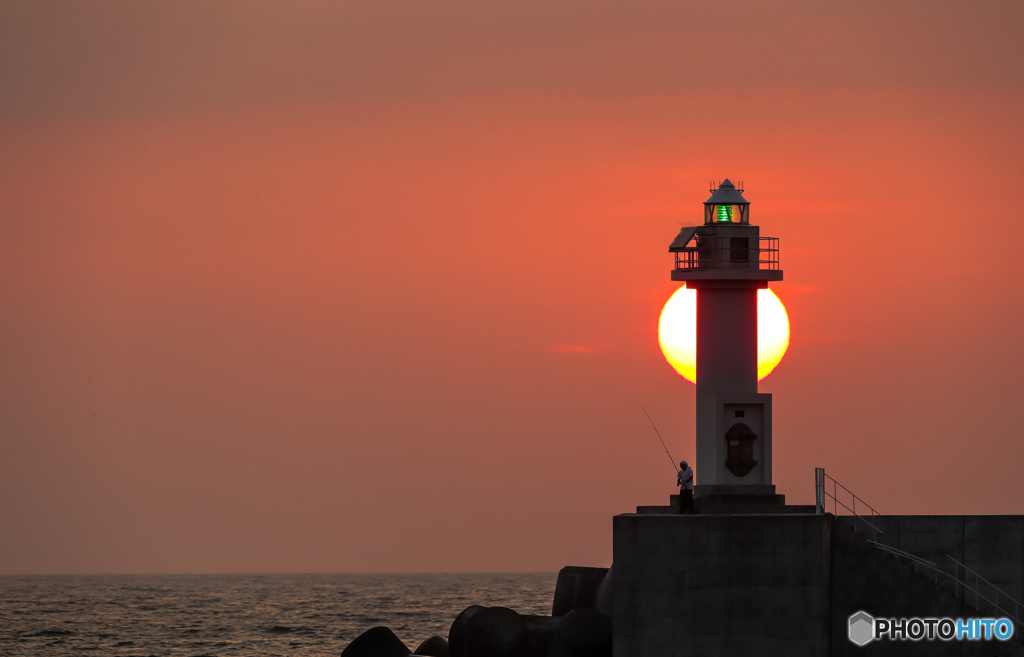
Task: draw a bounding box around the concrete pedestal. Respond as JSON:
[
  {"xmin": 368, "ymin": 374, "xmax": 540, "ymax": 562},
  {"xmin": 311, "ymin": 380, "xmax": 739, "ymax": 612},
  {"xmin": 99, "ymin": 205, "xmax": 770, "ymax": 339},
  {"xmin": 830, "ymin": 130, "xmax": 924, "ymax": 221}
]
[{"xmin": 613, "ymin": 513, "xmax": 832, "ymax": 657}]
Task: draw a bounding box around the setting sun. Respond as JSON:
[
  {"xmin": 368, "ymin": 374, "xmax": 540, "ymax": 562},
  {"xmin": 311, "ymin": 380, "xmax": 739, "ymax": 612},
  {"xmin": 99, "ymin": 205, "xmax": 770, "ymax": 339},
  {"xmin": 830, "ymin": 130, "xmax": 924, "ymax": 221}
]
[{"xmin": 658, "ymin": 285, "xmax": 790, "ymax": 383}]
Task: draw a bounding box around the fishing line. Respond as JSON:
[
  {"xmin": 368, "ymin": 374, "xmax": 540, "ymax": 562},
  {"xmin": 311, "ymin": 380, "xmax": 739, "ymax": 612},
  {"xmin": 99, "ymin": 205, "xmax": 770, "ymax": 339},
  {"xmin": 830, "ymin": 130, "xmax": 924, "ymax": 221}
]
[{"xmin": 641, "ymin": 405, "xmax": 678, "ymax": 473}]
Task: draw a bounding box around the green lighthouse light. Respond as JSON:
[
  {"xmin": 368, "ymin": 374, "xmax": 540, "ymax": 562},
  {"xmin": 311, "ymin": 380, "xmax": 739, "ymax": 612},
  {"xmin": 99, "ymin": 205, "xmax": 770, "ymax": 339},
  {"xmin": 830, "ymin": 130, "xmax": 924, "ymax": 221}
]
[{"xmin": 703, "ymin": 179, "xmax": 749, "ymax": 225}]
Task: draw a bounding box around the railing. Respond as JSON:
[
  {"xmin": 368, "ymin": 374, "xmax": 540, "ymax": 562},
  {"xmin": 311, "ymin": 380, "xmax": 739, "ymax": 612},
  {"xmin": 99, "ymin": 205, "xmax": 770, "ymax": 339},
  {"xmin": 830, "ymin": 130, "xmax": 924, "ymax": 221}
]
[
  {"xmin": 816, "ymin": 467, "xmax": 1023, "ymax": 625},
  {"xmin": 815, "ymin": 467, "xmax": 884, "ymax": 542},
  {"xmin": 867, "ymin": 544, "xmax": 1024, "ymax": 625},
  {"xmin": 673, "ymin": 236, "xmax": 780, "ymax": 271},
  {"xmin": 947, "ymin": 555, "xmax": 1024, "ymax": 624},
  {"xmin": 760, "ymin": 237, "xmax": 779, "ymax": 270}
]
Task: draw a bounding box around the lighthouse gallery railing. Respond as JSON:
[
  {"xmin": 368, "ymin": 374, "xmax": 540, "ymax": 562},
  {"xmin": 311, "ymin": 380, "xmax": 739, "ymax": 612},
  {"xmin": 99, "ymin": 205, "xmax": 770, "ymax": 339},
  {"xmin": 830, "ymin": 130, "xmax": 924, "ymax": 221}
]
[{"xmin": 673, "ymin": 236, "xmax": 779, "ymax": 271}]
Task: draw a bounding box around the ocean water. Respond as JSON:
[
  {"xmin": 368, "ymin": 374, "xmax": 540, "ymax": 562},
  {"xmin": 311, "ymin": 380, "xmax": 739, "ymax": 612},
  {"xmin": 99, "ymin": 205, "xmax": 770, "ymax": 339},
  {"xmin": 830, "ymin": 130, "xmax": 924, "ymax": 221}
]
[{"xmin": 0, "ymin": 573, "xmax": 557, "ymax": 656}]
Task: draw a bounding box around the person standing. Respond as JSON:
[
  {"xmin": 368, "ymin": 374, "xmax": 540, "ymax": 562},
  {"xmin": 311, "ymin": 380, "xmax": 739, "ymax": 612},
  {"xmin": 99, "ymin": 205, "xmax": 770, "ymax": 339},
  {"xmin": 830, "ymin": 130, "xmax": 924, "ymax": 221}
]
[{"xmin": 677, "ymin": 461, "xmax": 695, "ymax": 514}]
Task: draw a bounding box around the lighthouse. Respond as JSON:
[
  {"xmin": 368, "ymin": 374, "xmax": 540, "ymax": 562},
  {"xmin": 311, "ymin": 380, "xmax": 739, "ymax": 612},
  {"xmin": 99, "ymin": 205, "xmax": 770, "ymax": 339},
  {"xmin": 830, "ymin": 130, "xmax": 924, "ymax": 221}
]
[
  {"xmin": 609, "ymin": 181, "xmax": 1024, "ymax": 656},
  {"xmin": 668, "ymin": 179, "xmax": 782, "ymax": 501}
]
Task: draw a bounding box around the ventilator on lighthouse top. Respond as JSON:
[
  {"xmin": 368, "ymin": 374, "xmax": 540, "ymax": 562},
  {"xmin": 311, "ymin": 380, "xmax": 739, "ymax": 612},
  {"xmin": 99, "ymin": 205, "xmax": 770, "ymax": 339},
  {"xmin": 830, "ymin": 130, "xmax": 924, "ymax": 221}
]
[{"xmin": 668, "ymin": 180, "xmax": 784, "ymax": 502}]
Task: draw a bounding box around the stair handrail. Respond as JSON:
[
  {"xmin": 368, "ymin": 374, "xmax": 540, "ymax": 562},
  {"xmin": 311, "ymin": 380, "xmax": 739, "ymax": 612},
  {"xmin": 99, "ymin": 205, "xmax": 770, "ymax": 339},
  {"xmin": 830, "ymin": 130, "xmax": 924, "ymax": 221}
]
[
  {"xmin": 814, "ymin": 467, "xmax": 883, "ymax": 541},
  {"xmin": 870, "ymin": 540, "xmax": 940, "ymax": 572},
  {"xmin": 946, "ymin": 554, "xmax": 1024, "ymax": 625},
  {"xmin": 817, "ymin": 467, "xmax": 1024, "ymax": 626},
  {"xmin": 869, "ymin": 542, "xmax": 1020, "ymax": 623},
  {"xmin": 870, "ymin": 540, "xmax": 969, "ymax": 596},
  {"xmin": 866, "ymin": 539, "xmax": 1023, "ymax": 625}
]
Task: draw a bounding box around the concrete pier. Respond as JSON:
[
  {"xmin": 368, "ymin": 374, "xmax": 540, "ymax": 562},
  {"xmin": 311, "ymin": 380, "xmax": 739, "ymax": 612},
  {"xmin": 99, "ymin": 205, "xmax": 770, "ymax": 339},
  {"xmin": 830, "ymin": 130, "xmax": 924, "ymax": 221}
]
[
  {"xmin": 613, "ymin": 513, "xmax": 832, "ymax": 657},
  {"xmin": 612, "ymin": 511, "xmax": 1024, "ymax": 656}
]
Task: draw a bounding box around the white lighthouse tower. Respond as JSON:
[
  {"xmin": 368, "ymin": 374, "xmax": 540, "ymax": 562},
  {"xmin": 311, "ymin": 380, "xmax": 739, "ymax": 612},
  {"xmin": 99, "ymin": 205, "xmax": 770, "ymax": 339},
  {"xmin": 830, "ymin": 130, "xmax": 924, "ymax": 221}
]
[{"xmin": 668, "ymin": 179, "xmax": 783, "ymax": 503}]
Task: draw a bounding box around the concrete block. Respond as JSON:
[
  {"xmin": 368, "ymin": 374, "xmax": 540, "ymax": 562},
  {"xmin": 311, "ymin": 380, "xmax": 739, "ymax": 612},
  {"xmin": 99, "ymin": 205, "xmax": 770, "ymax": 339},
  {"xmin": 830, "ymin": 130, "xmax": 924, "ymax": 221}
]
[
  {"xmin": 521, "ymin": 615, "xmax": 560, "ymax": 657},
  {"xmin": 414, "ymin": 635, "xmax": 451, "ymax": 657},
  {"xmin": 341, "ymin": 626, "xmax": 411, "ymax": 657},
  {"xmin": 552, "ymin": 566, "xmax": 610, "ymax": 616},
  {"xmin": 594, "ymin": 565, "xmax": 613, "ymax": 616},
  {"xmin": 548, "ymin": 608, "xmax": 612, "ymax": 657},
  {"xmin": 464, "ymin": 607, "xmax": 529, "ymax": 657},
  {"xmin": 448, "ymin": 606, "xmax": 483, "ymax": 657}
]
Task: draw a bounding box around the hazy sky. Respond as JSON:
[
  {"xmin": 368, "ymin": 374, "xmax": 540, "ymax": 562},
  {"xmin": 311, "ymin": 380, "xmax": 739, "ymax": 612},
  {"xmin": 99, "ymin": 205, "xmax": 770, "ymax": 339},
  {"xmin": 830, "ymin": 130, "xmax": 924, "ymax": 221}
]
[{"xmin": 1, "ymin": 1, "xmax": 1023, "ymax": 574}]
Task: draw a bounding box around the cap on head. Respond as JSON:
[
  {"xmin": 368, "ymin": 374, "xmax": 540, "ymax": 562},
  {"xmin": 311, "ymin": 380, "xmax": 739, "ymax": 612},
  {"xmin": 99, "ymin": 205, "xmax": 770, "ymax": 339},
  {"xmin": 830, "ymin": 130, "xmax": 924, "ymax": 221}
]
[{"xmin": 680, "ymin": 461, "xmax": 688, "ymax": 468}]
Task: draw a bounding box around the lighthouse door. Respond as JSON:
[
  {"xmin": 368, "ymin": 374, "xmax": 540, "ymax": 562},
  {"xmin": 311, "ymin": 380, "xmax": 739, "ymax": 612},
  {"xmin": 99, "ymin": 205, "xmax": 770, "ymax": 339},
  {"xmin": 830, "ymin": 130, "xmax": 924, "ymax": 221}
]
[
  {"xmin": 722, "ymin": 403, "xmax": 765, "ymax": 483},
  {"xmin": 725, "ymin": 423, "xmax": 757, "ymax": 476}
]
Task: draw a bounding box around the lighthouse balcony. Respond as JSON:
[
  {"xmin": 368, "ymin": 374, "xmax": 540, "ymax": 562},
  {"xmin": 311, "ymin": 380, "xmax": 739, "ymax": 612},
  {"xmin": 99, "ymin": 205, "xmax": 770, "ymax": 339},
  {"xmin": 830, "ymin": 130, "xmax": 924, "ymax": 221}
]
[{"xmin": 673, "ymin": 236, "xmax": 780, "ymax": 272}]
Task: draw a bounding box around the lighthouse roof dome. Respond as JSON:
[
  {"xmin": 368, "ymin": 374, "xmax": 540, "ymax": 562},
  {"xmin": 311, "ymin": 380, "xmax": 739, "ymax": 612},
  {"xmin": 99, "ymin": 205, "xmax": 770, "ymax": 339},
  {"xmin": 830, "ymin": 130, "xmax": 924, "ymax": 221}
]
[{"xmin": 704, "ymin": 179, "xmax": 749, "ymax": 206}]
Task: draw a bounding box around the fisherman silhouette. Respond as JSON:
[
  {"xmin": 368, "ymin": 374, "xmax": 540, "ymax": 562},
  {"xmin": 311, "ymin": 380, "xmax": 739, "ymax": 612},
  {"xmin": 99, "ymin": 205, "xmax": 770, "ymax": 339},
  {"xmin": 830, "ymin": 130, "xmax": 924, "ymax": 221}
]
[{"xmin": 677, "ymin": 461, "xmax": 695, "ymax": 514}]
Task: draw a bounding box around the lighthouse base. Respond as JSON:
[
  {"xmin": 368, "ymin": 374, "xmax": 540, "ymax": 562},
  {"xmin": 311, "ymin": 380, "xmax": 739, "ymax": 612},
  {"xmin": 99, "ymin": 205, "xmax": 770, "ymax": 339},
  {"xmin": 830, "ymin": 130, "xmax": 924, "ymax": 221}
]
[
  {"xmin": 696, "ymin": 392, "xmax": 773, "ymax": 487},
  {"xmin": 636, "ymin": 488, "xmax": 812, "ymax": 515},
  {"xmin": 695, "ymin": 484, "xmax": 785, "ymax": 507}
]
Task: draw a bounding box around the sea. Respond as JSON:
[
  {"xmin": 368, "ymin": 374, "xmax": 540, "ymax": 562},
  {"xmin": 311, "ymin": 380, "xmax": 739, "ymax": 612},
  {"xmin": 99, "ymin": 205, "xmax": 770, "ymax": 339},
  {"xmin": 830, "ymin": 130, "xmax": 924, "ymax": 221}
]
[{"xmin": 0, "ymin": 573, "xmax": 557, "ymax": 656}]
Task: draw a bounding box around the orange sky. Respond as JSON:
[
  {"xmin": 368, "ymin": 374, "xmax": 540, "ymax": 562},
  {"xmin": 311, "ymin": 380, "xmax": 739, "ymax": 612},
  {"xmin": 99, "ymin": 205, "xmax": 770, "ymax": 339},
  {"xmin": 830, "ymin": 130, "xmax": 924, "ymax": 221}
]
[{"xmin": 1, "ymin": 1, "xmax": 1023, "ymax": 574}]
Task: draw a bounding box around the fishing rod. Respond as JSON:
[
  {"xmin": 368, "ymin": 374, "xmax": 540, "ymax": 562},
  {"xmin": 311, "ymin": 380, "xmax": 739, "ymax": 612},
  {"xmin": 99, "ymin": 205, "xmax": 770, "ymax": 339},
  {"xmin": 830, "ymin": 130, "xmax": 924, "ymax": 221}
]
[{"xmin": 641, "ymin": 405, "xmax": 678, "ymax": 473}]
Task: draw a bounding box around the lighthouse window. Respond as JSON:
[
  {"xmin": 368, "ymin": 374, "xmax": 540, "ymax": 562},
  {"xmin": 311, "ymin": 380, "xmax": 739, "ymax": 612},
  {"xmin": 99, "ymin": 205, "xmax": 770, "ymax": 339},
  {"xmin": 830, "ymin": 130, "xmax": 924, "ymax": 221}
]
[{"xmin": 735, "ymin": 410, "xmax": 745, "ymax": 418}]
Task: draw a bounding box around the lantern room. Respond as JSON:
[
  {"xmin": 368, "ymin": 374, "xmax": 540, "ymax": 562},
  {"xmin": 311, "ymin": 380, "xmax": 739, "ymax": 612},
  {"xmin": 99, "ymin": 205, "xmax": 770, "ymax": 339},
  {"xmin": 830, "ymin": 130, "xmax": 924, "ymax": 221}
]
[
  {"xmin": 668, "ymin": 179, "xmax": 780, "ymax": 278},
  {"xmin": 704, "ymin": 179, "xmax": 750, "ymax": 225}
]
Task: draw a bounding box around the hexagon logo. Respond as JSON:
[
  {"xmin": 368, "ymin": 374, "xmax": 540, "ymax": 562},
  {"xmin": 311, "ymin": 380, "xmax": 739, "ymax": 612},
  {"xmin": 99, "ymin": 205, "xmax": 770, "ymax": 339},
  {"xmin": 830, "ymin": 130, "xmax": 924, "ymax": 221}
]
[{"xmin": 848, "ymin": 611, "xmax": 874, "ymax": 646}]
